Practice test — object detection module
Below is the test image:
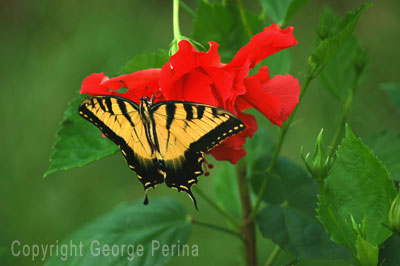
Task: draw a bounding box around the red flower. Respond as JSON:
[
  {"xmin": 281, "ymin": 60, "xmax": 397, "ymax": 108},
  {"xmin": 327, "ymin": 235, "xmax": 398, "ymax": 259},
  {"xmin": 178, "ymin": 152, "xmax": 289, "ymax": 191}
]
[
  {"xmin": 80, "ymin": 69, "xmax": 164, "ymax": 103},
  {"xmin": 80, "ymin": 24, "xmax": 301, "ymax": 164}
]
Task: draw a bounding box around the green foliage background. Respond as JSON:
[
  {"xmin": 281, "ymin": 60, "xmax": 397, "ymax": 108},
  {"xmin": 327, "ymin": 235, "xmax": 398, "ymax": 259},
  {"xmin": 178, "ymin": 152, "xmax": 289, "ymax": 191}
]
[{"xmin": 1, "ymin": 0, "xmax": 399, "ymax": 265}]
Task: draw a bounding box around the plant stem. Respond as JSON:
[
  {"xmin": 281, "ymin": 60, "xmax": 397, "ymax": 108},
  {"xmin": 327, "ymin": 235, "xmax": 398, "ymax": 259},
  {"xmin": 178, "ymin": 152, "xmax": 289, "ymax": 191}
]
[
  {"xmin": 284, "ymin": 258, "xmax": 299, "ymax": 266},
  {"xmin": 264, "ymin": 246, "xmax": 281, "ymax": 266},
  {"xmin": 179, "ymin": 1, "xmax": 196, "ymax": 17},
  {"xmin": 237, "ymin": 0, "xmax": 253, "ymax": 38},
  {"xmin": 173, "ymin": 0, "xmax": 182, "ymax": 41},
  {"xmin": 193, "ymin": 186, "xmax": 241, "ymax": 230},
  {"xmin": 236, "ymin": 158, "xmax": 257, "ymax": 266},
  {"xmin": 327, "ymin": 74, "xmax": 359, "ymax": 158},
  {"xmin": 251, "ymin": 74, "xmax": 314, "ymax": 218},
  {"xmin": 191, "ymin": 219, "xmax": 242, "ymax": 239}
]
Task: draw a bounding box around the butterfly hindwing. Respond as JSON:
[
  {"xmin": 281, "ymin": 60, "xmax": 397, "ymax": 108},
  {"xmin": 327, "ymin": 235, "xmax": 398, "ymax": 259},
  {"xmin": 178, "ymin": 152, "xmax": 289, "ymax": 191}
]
[
  {"xmin": 151, "ymin": 101, "xmax": 245, "ymax": 202},
  {"xmin": 79, "ymin": 96, "xmax": 246, "ymax": 209},
  {"xmin": 78, "ymin": 96, "xmax": 164, "ymax": 193}
]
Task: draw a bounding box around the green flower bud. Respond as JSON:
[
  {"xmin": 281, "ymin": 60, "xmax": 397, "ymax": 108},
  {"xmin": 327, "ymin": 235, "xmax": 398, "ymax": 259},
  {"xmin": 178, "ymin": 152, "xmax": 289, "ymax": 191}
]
[
  {"xmin": 355, "ymin": 235, "xmax": 379, "ymax": 266},
  {"xmin": 302, "ymin": 129, "xmax": 335, "ymax": 181},
  {"xmin": 388, "ymin": 190, "xmax": 400, "ymax": 235},
  {"xmin": 350, "ymin": 214, "xmax": 378, "ymax": 266}
]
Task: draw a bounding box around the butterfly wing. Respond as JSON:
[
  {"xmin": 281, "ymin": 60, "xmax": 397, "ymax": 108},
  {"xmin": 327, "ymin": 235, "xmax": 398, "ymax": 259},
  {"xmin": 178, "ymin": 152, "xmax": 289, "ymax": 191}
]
[
  {"xmin": 151, "ymin": 101, "xmax": 246, "ymax": 205},
  {"xmin": 78, "ymin": 96, "xmax": 164, "ymax": 195}
]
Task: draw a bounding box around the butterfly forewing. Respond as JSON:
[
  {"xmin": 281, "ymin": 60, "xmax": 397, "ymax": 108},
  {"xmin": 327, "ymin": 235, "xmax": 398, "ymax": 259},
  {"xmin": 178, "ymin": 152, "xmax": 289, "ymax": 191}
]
[
  {"xmin": 78, "ymin": 96, "xmax": 246, "ymax": 209},
  {"xmin": 151, "ymin": 101, "xmax": 245, "ymax": 154},
  {"xmin": 151, "ymin": 101, "xmax": 245, "ymax": 200},
  {"xmin": 78, "ymin": 96, "xmax": 164, "ymax": 192}
]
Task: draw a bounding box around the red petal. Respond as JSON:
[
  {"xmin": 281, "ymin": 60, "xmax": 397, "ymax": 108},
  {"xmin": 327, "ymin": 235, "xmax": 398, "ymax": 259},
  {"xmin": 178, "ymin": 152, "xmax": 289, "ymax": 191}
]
[
  {"xmin": 210, "ymin": 112, "xmax": 257, "ymax": 164},
  {"xmin": 103, "ymin": 69, "xmax": 162, "ymax": 103},
  {"xmin": 202, "ymin": 66, "xmax": 234, "ymax": 106},
  {"xmin": 228, "ymin": 24, "xmax": 297, "ymax": 69},
  {"xmin": 240, "ymin": 73, "xmax": 283, "ymax": 125},
  {"xmin": 211, "ymin": 142, "xmax": 247, "ymax": 164},
  {"xmin": 169, "ymin": 40, "xmax": 221, "ymax": 70},
  {"xmin": 262, "ymin": 74, "xmax": 300, "ymax": 123},
  {"xmin": 104, "ymin": 69, "xmax": 161, "ymax": 91},
  {"xmin": 240, "ymin": 66, "xmax": 300, "ymax": 126},
  {"xmin": 164, "ymin": 69, "xmax": 218, "ymax": 106},
  {"xmin": 160, "ymin": 41, "xmax": 223, "ymax": 104},
  {"xmin": 237, "ymin": 66, "xmax": 270, "ymax": 111},
  {"xmin": 238, "ymin": 111, "xmax": 258, "ymax": 139},
  {"xmin": 80, "ymin": 73, "xmax": 110, "ymax": 95}
]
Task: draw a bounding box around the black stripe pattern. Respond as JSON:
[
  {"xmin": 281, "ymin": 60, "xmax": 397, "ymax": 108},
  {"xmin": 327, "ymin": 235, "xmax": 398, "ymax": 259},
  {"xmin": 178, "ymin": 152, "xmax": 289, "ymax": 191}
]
[
  {"xmin": 166, "ymin": 103, "xmax": 176, "ymax": 130},
  {"xmin": 79, "ymin": 96, "xmax": 246, "ymax": 210}
]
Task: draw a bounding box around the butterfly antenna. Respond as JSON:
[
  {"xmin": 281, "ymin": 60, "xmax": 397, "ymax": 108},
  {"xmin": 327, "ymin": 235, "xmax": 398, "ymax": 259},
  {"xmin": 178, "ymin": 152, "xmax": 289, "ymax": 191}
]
[
  {"xmin": 119, "ymin": 80, "xmax": 129, "ymax": 88},
  {"xmin": 141, "ymin": 86, "xmax": 148, "ymax": 98},
  {"xmin": 150, "ymin": 88, "xmax": 162, "ymax": 104},
  {"xmin": 120, "ymin": 80, "xmax": 140, "ymax": 101}
]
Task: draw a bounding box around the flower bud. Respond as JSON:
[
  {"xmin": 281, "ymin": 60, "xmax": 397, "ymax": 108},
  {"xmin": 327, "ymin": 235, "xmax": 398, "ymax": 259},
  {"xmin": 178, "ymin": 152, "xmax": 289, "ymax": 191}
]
[
  {"xmin": 349, "ymin": 214, "xmax": 379, "ymax": 266},
  {"xmin": 388, "ymin": 190, "xmax": 400, "ymax": 235},
  {"xmin": 302, "ymin": 129, "xmax": 335, "ymax": 181},
  {"xmin": 355, "ymin": 235, "xmax": 379, "ymax": 266}
]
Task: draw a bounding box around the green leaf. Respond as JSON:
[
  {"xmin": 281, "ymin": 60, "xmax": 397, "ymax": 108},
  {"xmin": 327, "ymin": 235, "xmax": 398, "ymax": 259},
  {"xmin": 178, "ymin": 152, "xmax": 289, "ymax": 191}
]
[
  {"xmin": 355, "ymin": 234, "xmax": 379, "ymax": 266},
  {"xmin": 319, "ymin": 37, "xmax": 361, "ymax": 102},
  {"xmin": 46, "ymin": 51, "xmax": 168, "ymax": 176},
  {"xmin": 259, "ymin": 0, "xmax": 309, "ymax": 26},
  {"xmin": 213, "ymin": 164, "xmax": 242, "ymax": 219},
  {"xmin": 379, "ymin": 235, "xmax": 400, "ymax": 266},
  {"xmin": 213, "ymin": 126, "xmax": 276, "ymax": 222},
  {"xmin": 308, "ymin": 3, "xmax": 371, "ymax": 77},
  {"xmin": 365, "ymin": 130, "xmax": 400, "ymax": 181},
  {"xmin": 120, "ymin": 51, "xmax": 168, "ymax": 74},
  {"xmin": 381, "ymin": 83, "xmax": 400, "ymax": 112},
  {"xmin": 317, "ymin": 125, "xmax": 396, "ymax": 254},
  {"xmin": 244, "ymin": 126, "xmax": 275, "ymax": 171},
  {"xmin": 44, "ymin": 95, "xmax": 118, "ymax": 177},
  {"xmin": 264, "ymin": 49, "xmax": 291, "ymax": 76},
  {"xmin": 316, "ymin": 8, "xmax": 340, "ymax": 40},
  {"xmin": 193, "ymin": 1, "xmax": 264, "ymax": 62},
  {"xmin": 252, "ymin": 157, "xmax": 350, "ymax": 259},
  {"xmin": 45, "ymin": 198, "xmax": 192, "ymax": 266}
]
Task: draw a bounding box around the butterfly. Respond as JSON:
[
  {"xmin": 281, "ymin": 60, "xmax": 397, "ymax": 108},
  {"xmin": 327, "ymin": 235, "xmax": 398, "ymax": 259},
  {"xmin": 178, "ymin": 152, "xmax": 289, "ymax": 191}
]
[{"xmin": 78, "ymin": 95, "xmax": 245, "ymax": 209}]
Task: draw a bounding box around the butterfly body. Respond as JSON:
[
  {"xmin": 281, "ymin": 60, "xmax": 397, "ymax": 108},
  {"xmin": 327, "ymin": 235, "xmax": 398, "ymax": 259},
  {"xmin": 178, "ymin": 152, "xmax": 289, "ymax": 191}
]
[{"xmin": 79, "ymin": 95, "xmax": 245, "ymax": 209}]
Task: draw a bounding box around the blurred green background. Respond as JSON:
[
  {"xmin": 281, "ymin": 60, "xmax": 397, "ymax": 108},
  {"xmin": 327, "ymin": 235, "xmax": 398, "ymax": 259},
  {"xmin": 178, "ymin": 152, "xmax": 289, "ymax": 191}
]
[{"xmin": 1, "ymin": 0, "xmax": 399, "ymax": 265}]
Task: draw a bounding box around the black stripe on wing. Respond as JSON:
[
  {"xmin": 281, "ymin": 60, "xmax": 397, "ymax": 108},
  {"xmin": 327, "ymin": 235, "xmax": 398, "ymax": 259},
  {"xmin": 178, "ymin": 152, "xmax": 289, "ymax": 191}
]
[
  {"xmin": 190, "ymin": 112, "xmax": 245, "ymax": 152},
  {"xmin": 151, "ymin": 102, "xmax": 246, "ymax": 153},
  {"xmin": 161, "ymin": 149, "xmax": 204, "ymax": 211},
  {"xmin": 78, "ymin": 96, "xmax": 164, "ymax": 193}
]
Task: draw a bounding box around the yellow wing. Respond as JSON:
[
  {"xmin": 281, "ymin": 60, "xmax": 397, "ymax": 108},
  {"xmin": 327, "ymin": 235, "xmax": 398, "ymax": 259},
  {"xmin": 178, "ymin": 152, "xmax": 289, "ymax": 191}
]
[
  {"xmin": 79, "ymin": 96, "xmax": 164, "ymax": 193},
  {"xmin": 79, "ymin": 96, "xmax": 246, "ymax": 210},
  {"xmin": 152, "ymin": 102, "xmax": 245, "ymax": 158},
  {"xmin": 151, "ymin": 101, "xmax": 245, "ymax": 202}
]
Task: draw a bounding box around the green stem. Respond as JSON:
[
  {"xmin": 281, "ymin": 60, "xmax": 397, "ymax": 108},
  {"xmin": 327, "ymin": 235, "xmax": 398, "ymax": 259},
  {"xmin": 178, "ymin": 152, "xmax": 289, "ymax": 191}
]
[
  {"xmin": 236, "ymin": 158, "xmax": 257, "ymax": 266},
  {"xmin": 264, "ymin": 246, "xmax": 281, "ymax": 266},
  {"xmin": 237, "ymin": 0, "xmax": 253, "ymax": 38},
  {"xmin": 193, "ymin": 186, "xmax": 240, "ymax": 230},
  {"xmin": 180, "ymin": 1, "xmax": 196, "ymax": 17},
  {"xmin": 251, "ymin": 74, "xmax": 314, "ymax": 218},
  {"xmin": 327, "ymin": 74, "xmax": 359, "ymax": 158},
  {"xmin": 173, "ymin": 0, "xmax": 182, "ymax": 40},
  {"xmin": 191, "ymin": 219, "xmax": 242, "ymax": 239}
]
